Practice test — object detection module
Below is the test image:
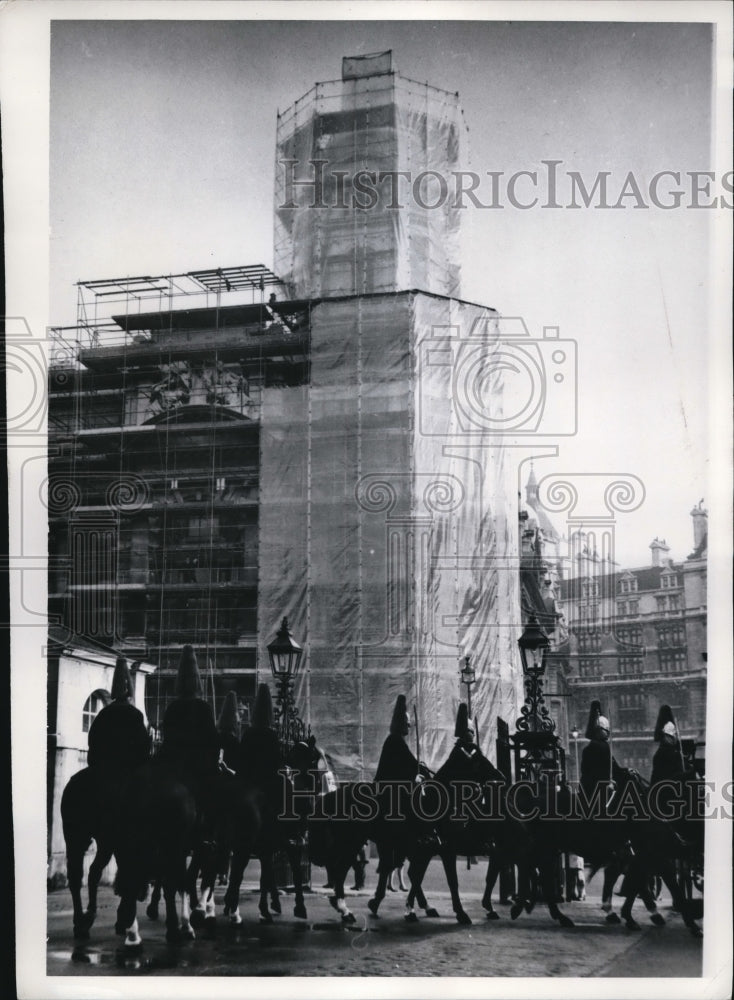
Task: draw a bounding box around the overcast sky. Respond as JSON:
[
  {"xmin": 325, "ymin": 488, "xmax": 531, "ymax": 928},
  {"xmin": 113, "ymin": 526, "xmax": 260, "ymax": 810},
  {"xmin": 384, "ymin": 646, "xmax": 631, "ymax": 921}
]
[{"xmin": 49, "ymin": 17, "xmax": 720, "ymax": 567}]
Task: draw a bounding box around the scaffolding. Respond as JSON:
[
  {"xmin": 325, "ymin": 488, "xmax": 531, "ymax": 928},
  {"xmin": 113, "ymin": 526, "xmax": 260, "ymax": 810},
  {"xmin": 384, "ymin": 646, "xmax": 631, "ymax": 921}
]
[
  {"xmin": 275, "ymin": 70, "xmax": 466, "ymax": 300},
  {"xmin": 48, "ymin": 263, "xmax": 305, "ymax": 727}
]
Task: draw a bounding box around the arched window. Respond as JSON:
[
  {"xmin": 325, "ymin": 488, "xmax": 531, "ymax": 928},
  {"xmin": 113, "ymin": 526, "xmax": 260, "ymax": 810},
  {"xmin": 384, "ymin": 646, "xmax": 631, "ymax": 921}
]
[{"xmin": 82, "ymin": 689, "xmax": 110, "ymax": 733}]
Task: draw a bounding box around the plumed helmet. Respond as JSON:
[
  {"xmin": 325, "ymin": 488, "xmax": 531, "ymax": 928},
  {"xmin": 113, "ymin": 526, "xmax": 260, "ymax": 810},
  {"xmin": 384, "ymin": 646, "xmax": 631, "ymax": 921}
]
[
  {"xmin": 110, "ymin": 656, "xmax": 134, "ymax": 701},
  {"xmin": 251, "ymin": 683, "xmax": 274, "ymax": 729},
  {"xmin": 389, "ymin": 694, "xmax": 409, "ymax": 736},
  {"xmin": 217, "ymin": 690, "xmax": 241, "ymax": 740},
  {"xmin": 653, "ymin": 703, "xmax": 677, "ymax": 742},
  {"xmin": 454, "ymin": 702, "xmax": 475, "ymax": 740},
  {"xmin": 584, "ymin": 699, "xmax": 608, "ymax": 739},
  {"xmin": 175, "ymin": 645, "xmax": 203, "ymax": 698}
]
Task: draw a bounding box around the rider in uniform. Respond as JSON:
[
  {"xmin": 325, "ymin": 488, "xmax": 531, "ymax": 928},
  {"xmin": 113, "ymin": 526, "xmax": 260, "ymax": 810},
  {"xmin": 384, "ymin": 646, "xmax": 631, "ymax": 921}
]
[
  {"xmin": 374, "ymin": 695, "xmax": 428, "ymax": 874},
  {"xmin": 157, "ymin": 645, "xmax": 220, "ymax": 840},
  {"xmin": 651, "ymin": 704, "xmax": 691, "ymax": 784},
  {"xmin": 238, "ymin": 683, "xmax": 286, "ymax": 826},
  {"xmin": 580, "ymin": 700, "xmax": 639, "ymax": 815},
  {"xmin": 87, "ymin": 656, "xmax": 150, "ymax": 776}
]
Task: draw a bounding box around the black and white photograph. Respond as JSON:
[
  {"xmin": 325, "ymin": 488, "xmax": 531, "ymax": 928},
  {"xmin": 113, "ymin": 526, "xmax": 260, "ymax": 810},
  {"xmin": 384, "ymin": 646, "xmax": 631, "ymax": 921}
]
[{"xmin": 1, "ymin": 1, "xmax": 732, "ymax": 996}]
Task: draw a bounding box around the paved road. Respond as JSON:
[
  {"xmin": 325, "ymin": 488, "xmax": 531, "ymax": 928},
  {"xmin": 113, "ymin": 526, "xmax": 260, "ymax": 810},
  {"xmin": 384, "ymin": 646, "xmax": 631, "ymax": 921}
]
[{"xmin": 46, "ymin": 859, "xmax": 703, "ymax": 979}]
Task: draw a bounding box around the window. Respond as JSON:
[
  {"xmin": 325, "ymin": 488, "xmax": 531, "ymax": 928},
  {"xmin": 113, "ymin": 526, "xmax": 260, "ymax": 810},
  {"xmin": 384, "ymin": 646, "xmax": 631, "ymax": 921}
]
[
  {"xmin": 579, "ymin": 658, "xmax": 599, "ymax": 678},
  {"xmin": 617, "ymin": 690, "xmax": 647, "ymax": 726},
  {"xmin": 659, "ymin": 650, "xmax": 687, "ymax": 674},
  {"xmin": 82, "ymin": 689, "xmax": 110, "ymax": 733},
  {"xmin": 628, "ymin": 600, "xmax": 639, "ymax": 615},
  {"xmin": 668, "ymin": 594, "xmax": 680, "ymax": 611},
  {"xmin": 619, "ymin": 657, "xmax": 643, "ymax": 676},
  {"xmin": 661, "ymin": 574, "xmax": 679, "ymax": 589},
  {"xmin": 616, "ymin": 625, "xmax": 643, "ymax": 647},
  {"xmin": 619, "ymin": 576, "xmax": 637, "ymax": 594},
  {"xmin": 657, "ymin": 624, "xmax": 685, "ymax": 647},
  {"xmin": 617, "ymin": 601, "xmax": 627, "ymax": 616}
]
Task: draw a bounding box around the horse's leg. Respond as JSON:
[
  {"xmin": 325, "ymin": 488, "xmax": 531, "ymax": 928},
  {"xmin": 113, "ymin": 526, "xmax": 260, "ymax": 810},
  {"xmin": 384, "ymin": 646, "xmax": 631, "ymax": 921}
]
[
  {"xmin": 327, "ymin": 856, "xmax": 356, "ymax": 924},
  {"xmin": 258, "ymin": 852, "xmax": 275, "ymax": 923},
  {"xmin": 187, "ymin": 850, "xmax": 207, "ymax": 929},
  {"xmin": 601, "ymin": 862, "xmax": 622, "ymax": 925},
  {"xmin": 511, "ymin": 861, "xmax": 533, "ymax": 920},
  {"xmin": 85, "ymin": 843, "xmax": 113, "ymax": 931},
  {"xmin": 405, "ymin": 852, "xmax": 433, "ymax": 922},
  {"xmin": 284, "ymin": 842, "xmax": 307, "ymax": 919},
  {"xmin": 367, "ymin": 855, "xmax": 390, "ymax": 917},
  {"xmin": 659, "ymin": 860, "xmax": 702, "ymax": 938},
  {"xmin": 146, "ymin": 879, "xmax": 162, "ymax": 921},
  {"xmin": 161, "ymin": 875, "xmax": 185, "ymax": 944},
  {"xmin": 223, "ymin": 846, "xmax": 248, "ymax": 925},
  {"xmin": 541, "ymin": 856, "xmax": 575, "ymax": 928},
  {"xmin": 482, "ymin": 853, "xmax": 501, "ymax": 919},
  {"xmin": 638, "ymin": 877, "xmax": 666, "ymax": 926},
  {"xmin": 118, "ymin": 893, "xmax": 142, "ymax": 949},
  {"xmin": 66, "ymin": 837, "xmax": 91, "ymax": 939},
  {"xmin": 411, "ymin": 857, "xmax": 439, "ymax": 918},
  {"xmin": 438, "ymin": 848, "xmax": 471, "ymax": 925}
]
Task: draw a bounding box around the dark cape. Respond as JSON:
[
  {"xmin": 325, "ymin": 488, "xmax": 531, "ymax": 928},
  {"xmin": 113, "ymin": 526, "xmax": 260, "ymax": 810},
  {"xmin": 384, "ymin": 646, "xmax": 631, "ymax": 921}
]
[
  {"xmin": 158, "ymin": 697, "xmax": 220, "ymax": 777},
  {"xmin": 580, "ymin": 738, "xmax": 632, "ymax": 802},
  {"xmin": 651, "ymin": 741, "xmax": 689, "ymax": 784},
  {"xmin": 374, "ymin": 733, "xmax": 419, "ymax": 784},
  {"xmin": 87, "ymin": 700, "xmax": 150, "ymax": 771}
]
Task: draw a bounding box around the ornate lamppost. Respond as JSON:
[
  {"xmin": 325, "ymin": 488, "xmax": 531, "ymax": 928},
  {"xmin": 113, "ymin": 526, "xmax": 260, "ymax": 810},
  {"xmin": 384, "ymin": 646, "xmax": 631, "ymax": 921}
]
[
  {"xmin": 460, "ymin": 655, "xmax": 476, "ymax": 717},
  {"xmin": 512, "ymin": 616, "xmax": 565, "ymax": 783},
  {"xmin": 267, "ymin": 617, "xmax": 309, "ymax": 751}
]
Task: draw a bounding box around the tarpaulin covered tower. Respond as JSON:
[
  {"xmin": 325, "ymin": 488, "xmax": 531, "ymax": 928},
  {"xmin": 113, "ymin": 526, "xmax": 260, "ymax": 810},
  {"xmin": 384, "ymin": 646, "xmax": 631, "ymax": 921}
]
[{"xmin": 262, "ymin": 52, "xmax": 523, "ymax": 778}]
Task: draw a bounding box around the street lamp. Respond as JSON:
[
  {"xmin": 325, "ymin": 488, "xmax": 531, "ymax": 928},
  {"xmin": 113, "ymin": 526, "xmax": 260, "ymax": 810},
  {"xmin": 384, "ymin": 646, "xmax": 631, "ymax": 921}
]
[
  {"xmin": 513, "ymin": 615, "xmax": 560, "ymax": 783},
  {"xmin": 460, "ymin": 655, "xmax": 476, "ymax": 716},
  {"xmin": 267, "ymin": 617, "xmax": 307, "ymax": 750}
]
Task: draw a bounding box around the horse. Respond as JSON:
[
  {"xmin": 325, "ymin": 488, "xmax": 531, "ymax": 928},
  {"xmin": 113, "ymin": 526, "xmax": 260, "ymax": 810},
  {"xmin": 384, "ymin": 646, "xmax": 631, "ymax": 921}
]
[
  {"xmin": 112, "ymin": 759, "xmax": 201, "ymax": 948},
  {"xmin": 219, "ymin": 743, "xmax": 319, "ymax": 926},
  {"xmin": 367, "ymin": 745, "xmax": 533, "ymax": 926},
  {"xmin": 60, "ymin": 767, "xmax": 119, "ymax": 940},
  {"xmin": 501, "ymin": 777, "xmax": 703, "ymax": 937}
]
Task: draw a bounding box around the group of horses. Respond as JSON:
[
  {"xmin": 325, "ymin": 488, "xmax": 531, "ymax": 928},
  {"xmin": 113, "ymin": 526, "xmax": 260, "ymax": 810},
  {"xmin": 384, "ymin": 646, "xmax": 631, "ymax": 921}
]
[{"xmin": 59, "ymin": 735, "xmax": 704, "ymax": 952}]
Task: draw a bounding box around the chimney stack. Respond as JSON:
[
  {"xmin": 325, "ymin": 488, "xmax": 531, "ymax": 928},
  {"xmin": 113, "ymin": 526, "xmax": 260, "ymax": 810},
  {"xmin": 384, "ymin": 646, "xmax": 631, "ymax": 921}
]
[
  {"xmin": 649, "ymin": 537, "xmax": 670, "ymax": 567},
  {"xmin": 690, "ymin": 500, "xmax": 708, "ymax": 550}
]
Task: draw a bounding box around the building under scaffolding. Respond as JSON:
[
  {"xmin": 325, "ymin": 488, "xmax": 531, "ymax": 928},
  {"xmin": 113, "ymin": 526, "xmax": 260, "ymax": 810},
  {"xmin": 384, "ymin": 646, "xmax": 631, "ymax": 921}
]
[{"xmin": 48, "ymin": 52, "xmax": 526, "ymax": 779}]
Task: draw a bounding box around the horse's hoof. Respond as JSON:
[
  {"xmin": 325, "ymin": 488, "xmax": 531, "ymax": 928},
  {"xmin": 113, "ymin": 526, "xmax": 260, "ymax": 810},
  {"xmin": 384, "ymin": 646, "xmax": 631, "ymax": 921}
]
[
  {"xmin": 688, "ymin": 924, "xmax": 703, "ymax": 939},
  {"xmin": 456, "ymin": 910, "xmax": 472, "ymax": 926},
  {"xmin": 510, "ymin": 903, "xmax": 523, "ymax": 921},
  {"xmin": 114, "ymin": 921, "xmax": 126, "ymax": 936},
  {"xmin": 189, "ymin": 908, "xmax": 206, "ymax": 930},
  {"xmin": 650, "ymin": 912, "xmax": 665, "ymax": 926},
  {"xmin": 342, "ymin": 912, "xmax": 356, "ymax": 925},
  {"xmin": 259, "ymin": 913, "xmax": 273, "ymax": 924},
  {"xmin": 294, "ymin": 903, "xmax": 307, "ymax": 919},
  {"xmin": 605, "ymin": 912, "xmax": 621, "ymax": 925},
  {"xmin": 404, "ymin": 911, "xmax": 419, "ymax": 923},
  {"xmin": 558, "ymin": 914, "xmax": 575, "ymax": 929},
  {"xmin": 229, "ymin": 913, "xmax": 242, "ymax": 926},
  {"xmin": 124, "ymin": 939, "xmax": 143, "ymax": 952},
  {"xmin": 425, "ymin": 907, "xmax": 440, "ymax": 918},
  {"xmin": 524, "ymin": 900, "xmax": 534, "ymax": 914},
  {"xmin": 270, "ymin": 898, "xmax": 282, "ymax": 915},
  {"xmin": 625, "ymin": 918, "xmax": 640, "ymax": 931},
  {"xmin": 486, "ymin": 910, "xmax": 500, "ymax": 921},
  {"xmin": 367, "ymin": 898, "xmax": 379, "ymax": 917},
  {"xmin": 328, "ymin": 895, "xmax": 339, "ymax": 912},
  {"xmin": 145, "ymin": 903, "xmax": 159, "ymax": 921}
]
